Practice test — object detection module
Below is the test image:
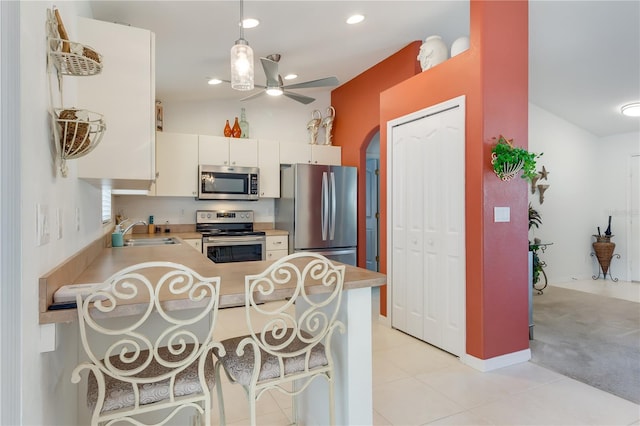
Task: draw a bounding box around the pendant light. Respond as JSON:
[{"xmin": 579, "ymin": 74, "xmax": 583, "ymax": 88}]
[{"xmin": 230, "ymin": 0, "xmax": 254, "ymax": 91}]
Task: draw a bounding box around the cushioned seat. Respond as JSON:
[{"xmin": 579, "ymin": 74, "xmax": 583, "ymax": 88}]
[
  {"xmin": 71, "ymin": 261, "xmax": 223, "ymax": 426},
  {"xmin": 87, "ymin": 345, "xmax": 216, "ymax": 413},
  {"xmin": 215, "ymin": 329, "xmax": 327, "ymax": 387}
]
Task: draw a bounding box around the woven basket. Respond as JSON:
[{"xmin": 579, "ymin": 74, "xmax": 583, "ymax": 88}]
[
  {"xmin": 48, "ymin": 37, "xmax": 103, "ymax": 76},
  {"xmin": 54, "ymin": 108, "xmax": 106, "ymax": 159},
  {"xmin": 592, "ymin": 241, "xmax": 615, "ymax": 276}
]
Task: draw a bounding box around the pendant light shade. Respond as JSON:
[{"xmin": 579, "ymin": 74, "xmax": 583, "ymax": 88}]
[{"xmin": 230, "ymin": 0, "xmax": 254, "ymax": 91}]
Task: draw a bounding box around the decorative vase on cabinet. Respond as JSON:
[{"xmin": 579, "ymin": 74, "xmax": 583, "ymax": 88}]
[
  {"xmin": 231, "ymin": 117, "xmax": 242, "ymax": 138},
  {"xmin": 223, "ymin": 120, "xmax": 232, "ymax": 137},
  {"xmin": 417, "ymin": 35, "xmax": 448, "ymax": 71}
]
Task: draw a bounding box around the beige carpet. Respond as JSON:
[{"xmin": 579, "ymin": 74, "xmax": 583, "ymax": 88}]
[{"xmin": 530, "ymin": 286, "xmax": 640, "ymax": 404}]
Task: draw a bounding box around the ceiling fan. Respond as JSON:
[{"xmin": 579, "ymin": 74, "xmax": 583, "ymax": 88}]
[{"xmin": 241, "ymin": 54, "xmax": 339, "ymax": 105}]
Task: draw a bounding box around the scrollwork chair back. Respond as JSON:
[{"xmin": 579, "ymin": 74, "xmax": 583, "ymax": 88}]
[
  {"xmin": 71, "ymin": 261, "xmax": 223, "ymax": 426},
  {"xmin": 214, "ymin": 252, "xmax": 346, "ymax": 425}
]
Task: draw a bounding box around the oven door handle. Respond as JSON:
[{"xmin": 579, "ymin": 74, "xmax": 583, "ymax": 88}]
[{"xmin": 205, "ymin": 236, "xmax": 265, "ymax": 243}]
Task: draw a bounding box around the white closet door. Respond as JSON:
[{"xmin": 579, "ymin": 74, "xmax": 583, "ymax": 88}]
[
  {"xmin": 389, "ymin": 96, "xmax": 466, "ymax": 356},
  {"xmin": 391, "ymin": 134, "xmax": 408, "ymax": 333}
]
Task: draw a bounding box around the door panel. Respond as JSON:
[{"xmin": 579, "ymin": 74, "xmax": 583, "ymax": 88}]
[
  {"xmin": 293, "ymin": 164, "xmax": 330, "ymax": 249},
  {"xmin": 328, "ymin": 165, "xmax": 357, "ymax": 248},
  {"xmin": 389, "ymin": 96, "xmax": 466, "ymax": 357},
  {"xmin": 366, "ymin": 158, "xmax": 379, "ymax": 271}
]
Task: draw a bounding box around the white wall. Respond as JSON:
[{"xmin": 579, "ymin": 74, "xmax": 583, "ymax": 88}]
[
  {"xmin": 19, "ymin": 2, "xmax": 109, "ymax": 424},
  {"xmin": 593, "ymin": 132, "xmax": 640, "ymax": 281},
  {"xmin": 114, "ymin": 94, "xmax": 331, "ymax": 225},
  {"xmin": 529, "ymin": 103, "xmax": 639, "ymax": 283}
]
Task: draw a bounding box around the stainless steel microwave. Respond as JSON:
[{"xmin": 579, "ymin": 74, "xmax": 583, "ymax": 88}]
[{"xmin": 198, "ymin": 165, "xmax": 259, "ymax": 201}]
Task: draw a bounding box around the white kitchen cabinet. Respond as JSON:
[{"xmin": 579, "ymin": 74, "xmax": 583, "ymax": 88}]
[
  {"xmin": 279, "ymin": 143, "xmax": 341, "ymax": 166},
  {"xmin": 257, "ymin": 139, "xmax": 280, "ymax": 198},
  {"xmin": 266, "ymin": 235, "xmax": 288, "ymax": 261},
  {"xmin": 198, "ymin": 135, "xmax": 258, "ymax": 167},
  {"xmin": 76, "ymin": 17, "xmax": 155, "ymax": 190},
  {"xmin": 183, "ymin": 238, "xmax": 203, "ymax": 253},
  {"xmin": 154, "ymin": 132, "xmax": 198, "ymax": 197}
]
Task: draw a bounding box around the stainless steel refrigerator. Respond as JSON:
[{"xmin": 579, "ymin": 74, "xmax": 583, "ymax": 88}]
[{"xmin": 275, "ymin": 164, "xmax": 357, "ymax": 266}]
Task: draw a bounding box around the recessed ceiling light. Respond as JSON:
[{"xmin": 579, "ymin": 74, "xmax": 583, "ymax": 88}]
[
  {"xmin": 346, "ymin": 14, "xmax": 365, "ymax": 25},
  {"xmin": 621, "ymin": 102, "xmax": 640, "ymax": 117},
  {"xmin": 284, "ymin": 74, "xmax": 298, "ymax": 80},
  {"xmin": 242, "ymin": 18, "xmax": 260, "ymax": 29},
  {"xmin": 207, "ymin": 78, "xmax": 223, "ymax": 85}
]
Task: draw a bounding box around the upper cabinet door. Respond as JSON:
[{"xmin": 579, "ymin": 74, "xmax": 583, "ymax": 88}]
[
  {"xmin": 198, "ymin": 135, "xmax": 258, "ymax": 167},
  {"xmin": 198, "ymin": 135, "xmax": 229, "ymax": 166},
  {"xmin": 229, "ymin": 139, "xmax": 258, "ymax": 167},
  {"xmin": 258, "ymin": 139, "xmax": 280, "ymax": 198},
  {"xmin": 76, "ymin": 17, "xmax": 155, "ymax": 189}
]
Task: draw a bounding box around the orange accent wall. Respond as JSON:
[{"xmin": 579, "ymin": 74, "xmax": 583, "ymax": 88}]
[
  {"xmin": 332, "ymin": 0, "xmax": 530, "ymax": 360},
  {"xmin": 332, "ymin": 41, "xmax": 422, "ymax": 310}
]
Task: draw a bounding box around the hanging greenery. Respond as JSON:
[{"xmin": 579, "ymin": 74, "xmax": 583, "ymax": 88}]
[{"xmin": 491, "ymin": 135, "xmax": 542, "ymax": 181}]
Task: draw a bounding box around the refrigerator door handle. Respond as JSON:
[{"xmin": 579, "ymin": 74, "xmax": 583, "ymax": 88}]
[
  {"xmin": 329, "ymin": 171, "xmax": 336, "ymax": 240},
  {"xmin": 321, "ymin": 171, "xmax": 329, "ymax": 240}
]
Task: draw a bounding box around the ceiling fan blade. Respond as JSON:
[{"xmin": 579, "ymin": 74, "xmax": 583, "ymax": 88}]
[
  {"xmin": 283, "ymin": 76, "xmax": 339, "ymax": 90},
  {"xmin": 283, "ymin": 91, "xmax": 315, "ymax": 105},
  {"xmin": 260, "ymin": 57, "xmax": 280, "ymax": 87},
  {"xmin": 240, "ymin": 91, "xmax": 266, "ymax": 102}
]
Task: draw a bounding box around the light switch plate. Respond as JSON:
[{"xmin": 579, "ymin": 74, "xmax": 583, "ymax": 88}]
[
  {"xmin": 36, "ymin": 204, "xmax": 50, "ymax": 246},
  {"xmin": 494, "ymin": 206, "xmax": 511, "ymax": 223},
  {"xmin": 56, "ymin": 208, "xmax": 63, "ymax": 240}
]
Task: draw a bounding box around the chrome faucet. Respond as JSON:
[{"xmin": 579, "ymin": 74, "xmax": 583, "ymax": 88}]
[{"xmin": 121, "ymin": 220, "xmax": 147, "ymax": 235}]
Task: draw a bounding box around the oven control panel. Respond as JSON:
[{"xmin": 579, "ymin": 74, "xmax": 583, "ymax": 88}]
[{"xmin": 196, "ymin": 210, "xmax": 254, "ymax": 224}]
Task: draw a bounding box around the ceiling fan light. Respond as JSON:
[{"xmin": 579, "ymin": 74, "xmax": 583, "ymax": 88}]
[
  {"xmin": 207, "ymin": 78, "xmax": 222, "ymax": 85},
  {"xmin": 230, "ymin": 40, "xmax": 254, "ymax": 91},
  {"xmin": 284, "ymin": 74, "xmax": 298, "ymax": 80},
  {"xmin": 266, "ymin": 87, "xmax": 283, "ymax": 96},
  {"xmin": 621, "ymin": 102, "xmax": 640, "ymax": 117}
]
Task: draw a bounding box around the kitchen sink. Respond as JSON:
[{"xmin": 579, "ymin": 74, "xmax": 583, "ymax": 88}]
[{"xmin": 123, "ymin": 237, "xmax": 181, "ymax": 247}]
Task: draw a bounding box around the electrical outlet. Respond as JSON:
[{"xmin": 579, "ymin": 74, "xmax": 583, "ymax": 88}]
[
  {"xmin": 56, "ymin": 208, "xmax": 63, "ymax": 240},
  {"xmin": 36, "ymin": 204, "xmax": 50, "ymax": 246}
]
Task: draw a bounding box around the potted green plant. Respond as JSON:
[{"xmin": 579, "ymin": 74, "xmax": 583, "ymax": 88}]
[
  {"xmin": 528, "ymin": 203, "xmax": 543, "ymax": 285},
  {"xmin": 491, "ymin": 135, "xmax": 542, "ymax": 181}
]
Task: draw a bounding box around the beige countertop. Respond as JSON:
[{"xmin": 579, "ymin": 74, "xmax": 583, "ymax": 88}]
[
  {"xmin": 40, "ymin": 234, "xmax": 384, "ymax": 324},
  {"xmin": 264, "ymin": 229, "xmax": 289, "ymax": 237}
]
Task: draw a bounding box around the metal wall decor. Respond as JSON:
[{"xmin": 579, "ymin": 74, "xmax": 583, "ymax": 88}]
[{"xmin": 531, "ymin": 165, "xmax": 550, "ymax": 204}]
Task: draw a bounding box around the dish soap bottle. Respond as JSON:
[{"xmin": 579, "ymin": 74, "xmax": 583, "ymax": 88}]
[
  {"xmin": 239, "ymin": 107, "xmax": 249, "ymax": 138},
  {"xmin": 231, "ymin": 117, "xmax": 242, "ymax": 138},
  {"xmin": 111, "ymin": 224, "xmax": 124, "ymax": 247}
]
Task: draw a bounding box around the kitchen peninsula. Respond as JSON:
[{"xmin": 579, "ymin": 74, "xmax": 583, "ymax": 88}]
[{"xmin": 39, "ymin": 236, "xmax": 386, "ymax": 425}]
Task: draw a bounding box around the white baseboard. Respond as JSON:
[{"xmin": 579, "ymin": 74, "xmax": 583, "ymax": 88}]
[
  {"xmin": 377, "ymin": 313, "xmax": 391, "ymax": 327},
  {"xmin": 461, "ymin": 348, "xmax": 531, "ymax": 372}
]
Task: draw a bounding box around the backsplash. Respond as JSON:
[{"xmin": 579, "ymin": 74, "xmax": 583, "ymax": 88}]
[{"xmin": 113, "ymin": 195, "xmax": 275, "ymax": 226}]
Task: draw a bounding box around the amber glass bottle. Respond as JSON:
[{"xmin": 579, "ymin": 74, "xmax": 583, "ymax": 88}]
[
  {"xmin": 223, "ymin": 120, "xmax": 232, "ymax": 137},
  {"xmin": 231, "ymin": 117, "xmax": 242, "ymax": 138}
]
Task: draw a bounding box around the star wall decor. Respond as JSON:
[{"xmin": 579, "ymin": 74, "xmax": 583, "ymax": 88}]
[
  {"xmin": 530, "ymin": 166, "xmax": 551, "ymax": 204},
  {"xmin": 539, "ymin": 165, "xmax": 550, "ymax": 180}
]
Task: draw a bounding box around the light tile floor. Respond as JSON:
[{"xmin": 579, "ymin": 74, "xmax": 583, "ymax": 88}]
[{"xmin": 211, "ymin": 291, "xmax": 640, "ymax": 426}]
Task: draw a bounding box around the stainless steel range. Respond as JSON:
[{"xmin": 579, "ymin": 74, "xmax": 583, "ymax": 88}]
[{"xmin": 196, "ymin": 210, "xmax": 266, "ymax": 263}]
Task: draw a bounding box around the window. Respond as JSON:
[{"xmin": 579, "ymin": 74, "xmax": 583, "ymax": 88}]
[{"xmin": 102, "ymin": 187, "xmax": 112, "ymax": 224}]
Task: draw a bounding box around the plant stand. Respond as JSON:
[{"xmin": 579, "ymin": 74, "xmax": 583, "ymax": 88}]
[{"xmin": 591, "ymin": 241, "xmax": 620, "ymax": 282}]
